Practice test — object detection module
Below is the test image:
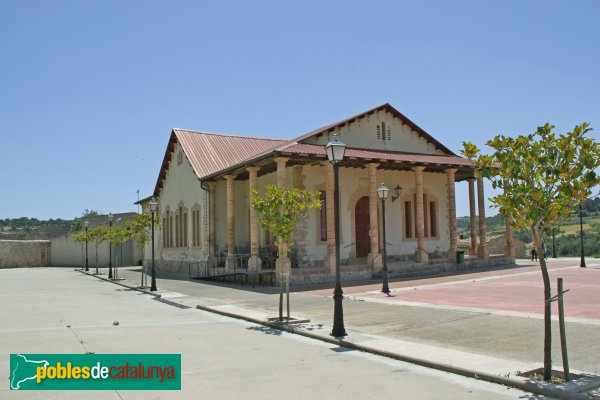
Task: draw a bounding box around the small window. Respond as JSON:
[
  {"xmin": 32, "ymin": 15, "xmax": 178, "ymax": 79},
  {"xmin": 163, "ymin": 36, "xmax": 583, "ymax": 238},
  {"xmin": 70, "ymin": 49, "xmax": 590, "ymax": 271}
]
[
  {"xmin": 404, "ymin": 201, "xmax": 412, "ymax": 238},
  {"xmin": 320, "ymin": 192, "xmax": 327, "ymax": 241},
  {"xmin": 177, "ymin": 150, "xmax": 183, "ymax": 165},
  {"xmin": 429, "ymin": 201, "xmax": 437, "ymax": 237}
]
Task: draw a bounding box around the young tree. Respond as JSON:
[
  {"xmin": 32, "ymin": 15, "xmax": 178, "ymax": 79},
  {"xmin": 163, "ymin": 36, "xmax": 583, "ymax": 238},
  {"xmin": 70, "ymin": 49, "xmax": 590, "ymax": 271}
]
[
  {"xmin": 88, "ymin": 226, "xmax": 108, "ymax": 274},
  {"xmin": 107, "ymin": 225, "xmax": 131, "ymax": 276},
  {"xmin": 125, "ymin": 212, "xmax": 157, "ymax": 285},
  {"xmin": 251, "ymin": 184, "xmax": 321, "ymax": 320},
  {"xmin": 70, "ymin": 210, "xmax": 100, "ymax": 233},
  {"xmin": 71, "ymin": 229, "xmax": 93, "ymax": 269},
  {"xmin": 462, "ymin": 122, "xmax": 600, "ymax": 381}
]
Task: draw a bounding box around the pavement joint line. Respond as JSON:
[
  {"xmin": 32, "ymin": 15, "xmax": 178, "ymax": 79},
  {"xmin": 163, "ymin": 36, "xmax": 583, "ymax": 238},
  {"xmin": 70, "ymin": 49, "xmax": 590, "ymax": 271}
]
[{"xmin": 77, "ymin": 266, "xmax": 599, "ymax": 400}]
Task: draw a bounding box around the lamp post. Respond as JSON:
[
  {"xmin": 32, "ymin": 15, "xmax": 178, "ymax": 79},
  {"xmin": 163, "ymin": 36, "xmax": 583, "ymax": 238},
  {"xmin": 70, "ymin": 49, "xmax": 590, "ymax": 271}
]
[
  {"xmin": 84, "ymin": 220, "xmax": 89, "ymax": 271},
  {"xmin": 377, "ymin": 183, "xmax": 391, "ymax": 294},
  {"xmin": 149, "ymin": 198, "xmax": 158, "ymax": 291},
  {"xmin": 552, "ymin": 227, "xmax": 557, "ymax": 259},
  {"xmin": 579, "ymin": 202, "xmax": 586, "ymax": 268},
  {"xmin": 108, "ymin": 213, "xmax": 114, "ymax": 279},
  {"xmin": 325, "ymin": 133, "xmax": 347, "ymax": 337}
]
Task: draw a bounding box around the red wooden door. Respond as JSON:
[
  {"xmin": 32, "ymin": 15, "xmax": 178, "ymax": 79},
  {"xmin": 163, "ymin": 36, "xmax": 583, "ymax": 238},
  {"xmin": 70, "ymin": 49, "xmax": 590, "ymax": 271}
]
[{"xmin": 355, "ymin": 196, "xmax": 370, "ymax": 258}]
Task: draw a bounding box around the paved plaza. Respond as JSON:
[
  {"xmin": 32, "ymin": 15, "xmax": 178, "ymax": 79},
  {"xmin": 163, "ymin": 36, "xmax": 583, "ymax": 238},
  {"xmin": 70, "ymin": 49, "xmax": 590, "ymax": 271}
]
[
  {"xmin": 2, "ymin": 258, "xmax": 600, "ymax": 398},
  {"xmin": 0, "ymin": 268, "xmax": 543, "ymax": 399}
]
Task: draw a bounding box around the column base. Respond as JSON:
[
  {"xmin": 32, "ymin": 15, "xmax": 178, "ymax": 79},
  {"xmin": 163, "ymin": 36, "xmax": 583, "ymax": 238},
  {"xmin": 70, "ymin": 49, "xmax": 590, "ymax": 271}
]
[
  {"xmin": 416, "ymin": 248, "xmax": 429, "ymax": 264},
  {"xmin": 248, "ymin": 255, "xmax": 262, "ymax": 271},
  {"xmin": 478, "ymin": 245, "xmax": 490, "ymax": 260},
  {"xmin": 447, "ymin": 247, "xmax": 457, "ymax": 263},
  {"xmin": 504, "ymin": 244, "xmax": 515, "ymax": 259},
  {"xmin": 368, "ymin": 253, "xmax": 382, "ymax": 271}
]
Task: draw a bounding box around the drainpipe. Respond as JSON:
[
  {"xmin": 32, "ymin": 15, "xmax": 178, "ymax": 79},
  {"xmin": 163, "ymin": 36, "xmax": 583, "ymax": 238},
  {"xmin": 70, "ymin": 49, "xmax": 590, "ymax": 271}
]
[{"xmin": 200, "ymin": 180, "xmax": 211, "ymax": 258}]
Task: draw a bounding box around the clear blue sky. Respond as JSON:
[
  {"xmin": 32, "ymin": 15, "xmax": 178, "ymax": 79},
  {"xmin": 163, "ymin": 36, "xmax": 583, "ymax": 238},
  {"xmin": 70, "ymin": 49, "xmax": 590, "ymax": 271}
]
[{"xmin": 1, "ymin": 0, "xmax": 598, "ymax": 220}]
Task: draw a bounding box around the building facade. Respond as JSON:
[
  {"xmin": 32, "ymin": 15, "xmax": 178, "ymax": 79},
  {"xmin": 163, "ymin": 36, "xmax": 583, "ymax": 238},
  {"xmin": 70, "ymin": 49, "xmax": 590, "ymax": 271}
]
[{"xmin": 145, "ymin": 104, "xmax": 515, "ymax": 282}]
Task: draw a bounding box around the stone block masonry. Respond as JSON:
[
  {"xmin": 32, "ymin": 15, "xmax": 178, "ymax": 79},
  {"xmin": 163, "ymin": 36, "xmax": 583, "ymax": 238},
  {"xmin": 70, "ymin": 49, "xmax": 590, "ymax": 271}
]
[{"xmin": 0, "ymin": 240, "xmax": 51, "ymax": 268}]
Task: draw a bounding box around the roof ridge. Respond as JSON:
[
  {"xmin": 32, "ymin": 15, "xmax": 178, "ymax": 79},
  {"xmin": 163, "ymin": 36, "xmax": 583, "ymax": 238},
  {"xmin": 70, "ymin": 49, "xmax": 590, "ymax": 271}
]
[{"xmin": 173, "ymin": 128, "xmax": 288, "ymax": 142}]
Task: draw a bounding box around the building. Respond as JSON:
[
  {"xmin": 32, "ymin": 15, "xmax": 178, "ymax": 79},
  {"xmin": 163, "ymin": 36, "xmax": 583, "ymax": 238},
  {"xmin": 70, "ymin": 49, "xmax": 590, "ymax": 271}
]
[
  {"xmin": 144, "ymin": 103, "xmax": 515, "ymax": 283},
  {"xmin": 50, "ymin": 213, "xmax": 143, "ymax": 268}
]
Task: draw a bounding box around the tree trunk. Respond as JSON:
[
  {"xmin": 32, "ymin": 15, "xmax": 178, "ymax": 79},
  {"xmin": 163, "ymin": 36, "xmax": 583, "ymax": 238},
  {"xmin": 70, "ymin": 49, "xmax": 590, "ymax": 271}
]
[{"xmin": 532, "ymin": 226, "xmax": 552, "ymax": 381}]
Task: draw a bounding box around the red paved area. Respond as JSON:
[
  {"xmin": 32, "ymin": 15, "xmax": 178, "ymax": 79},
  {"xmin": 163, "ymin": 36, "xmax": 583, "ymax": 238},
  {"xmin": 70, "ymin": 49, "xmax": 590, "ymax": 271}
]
[
  {"xmin": 370, "ymin": 267, "xmax": 600, "ymax": 319},
  {"xmin": 308, "ymin": 260, "xmax": 600, "ymax": 320}
]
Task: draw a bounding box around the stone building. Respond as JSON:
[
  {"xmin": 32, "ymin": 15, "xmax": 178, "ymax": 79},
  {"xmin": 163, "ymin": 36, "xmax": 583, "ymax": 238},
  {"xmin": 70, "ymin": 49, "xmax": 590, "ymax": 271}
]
[{"xmin": 143, "ymin": 103, "xmax": 515, "ymax": 283}]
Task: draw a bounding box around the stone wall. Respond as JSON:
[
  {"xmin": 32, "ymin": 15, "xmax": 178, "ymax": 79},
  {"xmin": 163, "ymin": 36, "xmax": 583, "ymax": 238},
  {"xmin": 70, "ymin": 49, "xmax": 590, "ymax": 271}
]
[{"xmin": 0, "ymin": 240, "xmax": 51, "ymax": 268}]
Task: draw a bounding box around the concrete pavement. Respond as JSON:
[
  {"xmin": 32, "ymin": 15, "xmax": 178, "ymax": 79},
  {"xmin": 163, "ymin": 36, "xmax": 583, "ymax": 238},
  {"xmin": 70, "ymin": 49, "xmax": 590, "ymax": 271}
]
[
  {"xmin": 106, "ymin": 257, "xmax": 600, "ymax": 399},
  {"xmin": 1, "ymin": 267, "xmax": 542, "ymax": 399}
]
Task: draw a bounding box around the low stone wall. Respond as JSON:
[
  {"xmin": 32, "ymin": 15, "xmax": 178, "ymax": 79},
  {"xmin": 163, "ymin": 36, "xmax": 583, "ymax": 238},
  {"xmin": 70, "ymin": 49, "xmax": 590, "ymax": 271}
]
[{"xmin": 0, "ymin": 240, "xmax": 51, "ymax": 268}]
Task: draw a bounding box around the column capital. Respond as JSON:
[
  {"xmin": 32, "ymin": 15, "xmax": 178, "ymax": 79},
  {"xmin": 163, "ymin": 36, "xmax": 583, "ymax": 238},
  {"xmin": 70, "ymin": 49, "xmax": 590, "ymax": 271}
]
[
  {"xmin": 206, "ymin": 181, "xmax": 216, "ymax": 189},
  {"xmin": 445, "ymin": 168, "xmax": 457, "ymax": 175},
  {"xmin": 367, "ymin": 162, "xmax": 379, "ymax": 170},
  {"xmin": 273, "ymin": 157, "xmax": 289, "ymax": 164},
  {"xmin": 412, "ymin": 165, "xmax": 426, "ymax": 173},
  {"xmin": 246, "ymin": 166, "xmax": 260, "ymax": 174},
  {"xmin": 224, "ymin": 174, "xmax": 235, "ymax": 182}
]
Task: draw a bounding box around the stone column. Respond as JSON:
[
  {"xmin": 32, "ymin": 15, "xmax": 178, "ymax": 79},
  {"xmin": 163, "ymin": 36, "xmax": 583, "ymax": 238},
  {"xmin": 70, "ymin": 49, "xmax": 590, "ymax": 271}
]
[
  {"xmin": 477, "ymin": 175, "xmax": 489, "ymax": 259},
  {"xmin": 468, "ymin": 179, "xmax": 478, "ymax": 256},
  {"xmin": 274, "ymin": 157, "xmax": 290, "ymax": 277},
  {"xmin": 413, "ymin": 166, "xmax": 428, "ymax": 264},
  {"xmin": 325, "ymin": 161, "xmax": 336, "ymax": 273},
  {"xmin": 446, "ymin": 168, "xmax": 458, "ymax": 262},
  {"xmin": 503, "ymin": 180, "xmax": 515, "ymax": 259},
  {"xmin": 293, "ymin": 165, "xmax": 309, "ymax": 261},
  {"xmin": 247, "ymin": 166, "xmax": 262, "ymax": 271},
  {"xmin": 207, "ymin": 182, "xmax": 217, "ymax": 257},
  {"xmin": 225, "ymin": 175, "xmax": 235, "ymax": 270},
  {"xmin": 275, "ymin": 157, "xmax": 288, "ymax": 187},
  {"xmin": 367, "ymin": 163, "xmax": 382, "ymax": 269}
]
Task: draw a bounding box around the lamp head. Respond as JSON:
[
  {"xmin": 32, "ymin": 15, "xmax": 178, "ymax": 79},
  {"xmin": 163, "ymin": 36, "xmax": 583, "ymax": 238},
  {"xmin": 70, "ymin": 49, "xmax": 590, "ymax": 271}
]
[
  {"xmin": 149, "ymin": 197, "xmax": 158, "ymax": 212},
  {"xmin": 377, "ymin": 183, "xmax": 389, "ymax": 200},
  {"xmin": 325, "ymin": 134, "xmax": 346, "ymax": 164}
]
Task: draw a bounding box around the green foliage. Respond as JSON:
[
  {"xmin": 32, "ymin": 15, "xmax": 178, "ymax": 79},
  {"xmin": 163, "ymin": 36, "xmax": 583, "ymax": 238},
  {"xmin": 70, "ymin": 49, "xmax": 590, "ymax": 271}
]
[
  {"xmin": 69, "ymin": 210, "xmax": 100, "ymax": 233},
  {"xmin": 462, "ymin": 123, "xmax": 600, "ymax": 237},
  {"xmin": 251, "ymin": 185, "xmax": 321, "ymax": 258},
  {"xmin": 124, "ymin": 212, "xmax": 156, "ymax": 247},
  {"xmin": 462, "ymin": 122, "xmax": 600, "ymax": 381}
]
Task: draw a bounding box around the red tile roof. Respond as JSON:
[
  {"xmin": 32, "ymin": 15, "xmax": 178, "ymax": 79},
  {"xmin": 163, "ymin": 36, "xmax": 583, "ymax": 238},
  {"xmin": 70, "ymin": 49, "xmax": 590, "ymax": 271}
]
[
  {"xmin": 153, "ymin": 104, "xmax": 472, "ymax": 195},
  {"xmin": 280, "ymin": 143, "xmax": 473, "ymax": 167},
  {"xmin": 173, "ymin": 129, "xmax": 287, "ymax": 180}
]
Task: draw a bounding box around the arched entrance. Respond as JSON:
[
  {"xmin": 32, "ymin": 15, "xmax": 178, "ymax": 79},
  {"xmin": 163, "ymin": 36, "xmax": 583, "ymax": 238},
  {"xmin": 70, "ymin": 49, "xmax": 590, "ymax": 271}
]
[{"xmin": 355, "ymin": 196, "xmax": 370, "ymax": 258}]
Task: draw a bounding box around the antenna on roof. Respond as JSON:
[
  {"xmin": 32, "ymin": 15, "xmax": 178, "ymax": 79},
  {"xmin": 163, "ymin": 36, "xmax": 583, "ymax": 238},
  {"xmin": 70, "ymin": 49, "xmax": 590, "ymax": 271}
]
[{"xmin": 136, "ymin": 189, "xmax": 140, "ymax": 213}]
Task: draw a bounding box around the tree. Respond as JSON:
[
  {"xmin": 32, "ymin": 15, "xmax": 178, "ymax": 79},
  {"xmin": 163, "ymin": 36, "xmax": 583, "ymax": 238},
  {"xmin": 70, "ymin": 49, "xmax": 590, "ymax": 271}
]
[
  {"xmin": 251, "ymin": 184, "xmax": 321, "ymax": 320},
  {"xmin": 462, "ymin": 122, "xmax": 600, "ymax": 381},
  {"xmin": 251, "ymin": 185, "xmax": 321, "ymax": 260},
  {"xmin": 124, "ymin": 212, "xmax": 154, "ymax": 249},
  {"xmin": 87, "ymin": 226, "xmax": 108, "ymax": 274},
  {"xmin": 107, "ymin": 225, "xmax": 130, "ymax": 269},
  {"xmin": 70, "ymin": 210, "xmax": 100, "ymax": 233},
  {"xmin": 71, "ymin": 229, "xmax": 93, "ymax": 268}
]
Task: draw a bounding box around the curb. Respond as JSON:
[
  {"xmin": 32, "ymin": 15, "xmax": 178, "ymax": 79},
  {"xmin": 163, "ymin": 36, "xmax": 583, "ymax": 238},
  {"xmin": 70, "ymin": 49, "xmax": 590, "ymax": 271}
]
[
  {"xmin": 78, "ymin": 268, "xmax": 592, "ymax": 400},
  {"xmin": 195, "ymin": 305, "xmax": 589, "ymax": 400}
]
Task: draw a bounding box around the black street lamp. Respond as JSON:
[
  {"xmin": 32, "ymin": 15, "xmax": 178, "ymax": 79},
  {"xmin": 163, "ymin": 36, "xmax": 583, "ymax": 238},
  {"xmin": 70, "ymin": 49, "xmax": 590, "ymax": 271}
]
[
  {"xmin": 149, "ymin": 198, "xmax": 158, "ymax": 291},
  {"xmin": 325, "ymin": 133, "xmax": 347, "ymax": 338},
  {"xmin": 377, "ymin": 182, "xmax": 392, "ymax": 294},
  {"xmin": 108, "ymin": 213, "xmax": 114, "ymax": 279},
  {"xmin": 84, "ymin": 220, "xmax": 89, "ymax": 271},
  {"xmin": 579, "ymin": 202, "xmax": 586, "ymax": 268}
]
